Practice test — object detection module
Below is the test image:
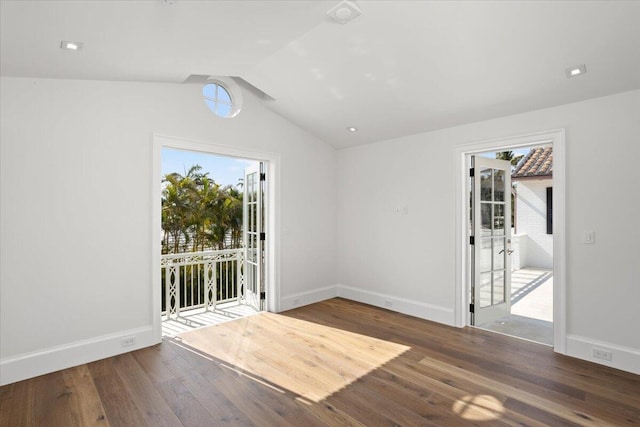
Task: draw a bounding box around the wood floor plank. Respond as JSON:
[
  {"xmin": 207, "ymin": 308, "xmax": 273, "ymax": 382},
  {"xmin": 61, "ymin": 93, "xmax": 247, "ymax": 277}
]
[
  {"xmin": 159, "ymin": 340, "xmax": 255, "ymax": 426},
  {"xmin": 110, "ymin": 353, "xmax": 183, "ymax": 427},
  {"xmin": 134, "ymin": 343, "xmax": 220, "ymax": 426},
  {"xmin": 293, "ymin": 399, "xmax": 367, "ymax": 427},
  {"xmin": 169, "ymin": 339, "xmax": 314, "ymax": 427},
  {"xmin": 362, "ymin": 362, "xmax": 514, "ymax": 427},
  {"xmin": 0, "ymin": 378, "xmax": 35, "ymax": 426},
  {"xmin": 61, "ymin": 365, "xmax": 110, "ymax": 426},
  {"xmin": 155, "ymin": 378, "xmax": 219, "ymax": 427},
  {"xmin": 88, "ymin": 358, "xmax": 148, "ymax": 427},
  {"xmin": 31, "ymin": 371, "xmax": 76, "ymax": 426},
  {"xmin": 2, "ymin": 298, "xmax": 639, "ymax": 426}
]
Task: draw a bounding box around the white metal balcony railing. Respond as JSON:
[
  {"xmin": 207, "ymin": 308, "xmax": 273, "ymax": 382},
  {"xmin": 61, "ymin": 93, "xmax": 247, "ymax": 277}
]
[{"xmin": 161, "ymin": 248, "xmax": 243, "ymax": 319}]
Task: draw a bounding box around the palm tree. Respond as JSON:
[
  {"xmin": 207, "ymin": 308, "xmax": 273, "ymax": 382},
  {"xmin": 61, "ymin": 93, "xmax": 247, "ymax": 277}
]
[
  {"xmin": 161, "ymin": 164, "xmax": 246, "ymax": 253},
  {"xmin": 496, "ymin": 151, "xmax": 524, "ymax": 167},
  {"xmin": 495, "ymin": 152, "xmax": 520, "ymax": 230}
]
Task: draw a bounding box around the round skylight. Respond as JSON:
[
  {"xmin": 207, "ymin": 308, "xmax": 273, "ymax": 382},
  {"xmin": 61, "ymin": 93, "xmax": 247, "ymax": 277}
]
[{"xmin": 202, "ymin": 79, "xmax": 241, "ymax": 118}]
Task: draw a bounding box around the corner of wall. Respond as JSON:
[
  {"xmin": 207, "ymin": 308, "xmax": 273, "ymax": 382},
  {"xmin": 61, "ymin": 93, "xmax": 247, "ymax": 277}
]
[
  {"xmin": 279, "ymin": 285, "xmax": 339, "ymax": 312},
  {"xmin": 337, "ymin": 284, "xmax": 455, "ymax": 326}
]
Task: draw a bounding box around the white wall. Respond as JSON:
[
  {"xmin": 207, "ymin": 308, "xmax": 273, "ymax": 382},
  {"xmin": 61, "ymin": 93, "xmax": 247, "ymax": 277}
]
[
  {"xmin": 0, "ymin": 77, "xmax": 337, "ymax": 383},
  {"xmin": 337, "ymin": 89, "xmax": 640, "ymax": 373},
  {"xmin": 515, "ymin": 178, "xmax": 553, "ymax": 269},
  {"xmin": 2, "ymin": 76, "xmax": 639, "ymax": 380}
]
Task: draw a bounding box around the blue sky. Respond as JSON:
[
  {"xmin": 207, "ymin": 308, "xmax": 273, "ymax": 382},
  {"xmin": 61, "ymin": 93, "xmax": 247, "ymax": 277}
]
[{"xmin": 161, "ymin": 147, "xmax": 257, "ymax": 187}]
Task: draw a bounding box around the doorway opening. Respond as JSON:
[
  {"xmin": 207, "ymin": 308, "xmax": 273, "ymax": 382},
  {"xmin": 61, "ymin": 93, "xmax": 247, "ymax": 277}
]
[
  {"xmin": 471, "ymin": 146, "xmax": 554, "ymax": 345},
  {"xmin": 151, "ymin": 135, "xmax": 280, "ymax": 341},
  {"xmin": 454, "ymin": 130, "xmax": 566, "ymax": 353}
]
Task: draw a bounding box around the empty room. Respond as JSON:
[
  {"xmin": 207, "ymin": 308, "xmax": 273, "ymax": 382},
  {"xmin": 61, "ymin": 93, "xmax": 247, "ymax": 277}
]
[{"xmin": 1, "ymin": 1, "xmax": 639, "ymax": 426}]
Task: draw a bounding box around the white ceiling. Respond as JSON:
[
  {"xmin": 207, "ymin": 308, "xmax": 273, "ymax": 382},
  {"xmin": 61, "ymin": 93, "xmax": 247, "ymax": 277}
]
[{"xmin": 2, "ymin": 1, "xmax": 639, "ymax": 149}]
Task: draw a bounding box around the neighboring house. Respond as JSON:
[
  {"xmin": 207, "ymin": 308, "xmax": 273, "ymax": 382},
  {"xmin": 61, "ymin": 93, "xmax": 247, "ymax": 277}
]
[{"xmin": 511, "ymin": 147, "xmax": 553, "ymax": 269}]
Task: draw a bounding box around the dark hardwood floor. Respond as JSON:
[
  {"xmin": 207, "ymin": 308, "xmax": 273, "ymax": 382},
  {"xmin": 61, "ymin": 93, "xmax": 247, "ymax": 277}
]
[{"xmin": 1, "ymin": 298, "xmax": 639, "ymax": 426}]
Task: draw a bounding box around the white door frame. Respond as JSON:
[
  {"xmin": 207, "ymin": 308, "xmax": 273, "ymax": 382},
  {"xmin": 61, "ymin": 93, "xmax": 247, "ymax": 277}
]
[
  {"xmin": 151, "ymin": 134, "xmax": 281, "ymax": 342},
  {"xmin": 454, "ymin": 129, "xmax": 566, "ymax": 354}
]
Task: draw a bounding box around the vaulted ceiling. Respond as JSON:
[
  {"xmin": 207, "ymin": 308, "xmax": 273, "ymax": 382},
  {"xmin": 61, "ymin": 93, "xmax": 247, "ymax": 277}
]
[{"xmin": 2, "ymin": 1, "xmax": 639, "ymax": 149}]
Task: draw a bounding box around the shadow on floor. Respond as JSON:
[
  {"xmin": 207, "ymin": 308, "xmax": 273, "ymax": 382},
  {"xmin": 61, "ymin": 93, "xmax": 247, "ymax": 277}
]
[
  {"xmin": 162, "ymin": 302, "xmax": 258, "ymax": 337},
  {"xmin": 511, "ymin": 270, "xmax": 552, "ymax": 305}
]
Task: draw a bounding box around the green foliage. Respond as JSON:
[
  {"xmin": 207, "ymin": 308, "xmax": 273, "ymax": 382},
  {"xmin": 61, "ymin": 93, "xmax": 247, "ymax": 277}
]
[
  {"xmin": 495, "ymin": 152, "xmax": 518, "ymax": 229},
  {"xmin": 496, "ymin": 151, "xmax": 524, "ymax": 167},
  {"xmin": 161, "ymin": 165, "xmax": 243, "ymax": 254}
]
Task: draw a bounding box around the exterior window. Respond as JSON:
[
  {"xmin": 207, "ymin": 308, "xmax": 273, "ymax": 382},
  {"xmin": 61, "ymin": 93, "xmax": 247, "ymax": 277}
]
[
  {"xmin": 203, "ymin": 82, "xmax": 234, "ymax": 118},
  {"xmin": 546, "ymin": 187, "xmax": 553, "ymax": 234}
]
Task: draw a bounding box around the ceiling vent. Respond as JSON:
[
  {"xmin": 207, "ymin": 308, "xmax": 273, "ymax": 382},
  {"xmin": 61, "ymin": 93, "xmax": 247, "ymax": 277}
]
[{"xmin": 327, "ymin": 1, "xmax": 362, "ymax": 24}]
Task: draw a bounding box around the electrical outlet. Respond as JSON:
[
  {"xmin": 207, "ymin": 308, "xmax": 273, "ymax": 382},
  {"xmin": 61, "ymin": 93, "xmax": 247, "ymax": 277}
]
[
  {"xmin": 121, "ymin": 336, "xmax": 136, "ymax": 348},
  {"xmin": 592, "ymin": 348, "xmax": 612, "ymax": 361}
]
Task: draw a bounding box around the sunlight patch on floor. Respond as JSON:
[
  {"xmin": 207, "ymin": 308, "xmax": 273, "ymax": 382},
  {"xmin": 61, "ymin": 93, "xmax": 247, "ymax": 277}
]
[
  {"xmin": 453, "ymin": 394, "xmax": 505, "ymax": 421},
  {"xmin": 175, "ymin": 312, "xmax": 410, "ymax": 402}
]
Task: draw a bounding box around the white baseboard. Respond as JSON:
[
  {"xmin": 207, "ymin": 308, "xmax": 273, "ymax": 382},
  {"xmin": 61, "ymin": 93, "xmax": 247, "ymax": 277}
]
[
  {"xmin": 337, "ymin": 284, "xmax": 455, "ymax": 326},
  {"xmin": 279, "ymin": 285, "xmax": 338, "ymax": 311},
  {"xmin": 0, "ymin": 326, "xmax": 159, "ymax": 386},
  {"xmin": 8, "ymin": 302, "xmax": 636, "ymax": 385},
  {"xmin": 566, "ymin": 334, "xmax": 640, "ymax": 375}
]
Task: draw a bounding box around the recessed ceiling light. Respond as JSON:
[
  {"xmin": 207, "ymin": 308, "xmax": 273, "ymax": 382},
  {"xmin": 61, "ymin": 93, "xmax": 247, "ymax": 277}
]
[
  {"xmin": 565, "ymin": 64, "xmax": 586, "ymax": 78},
  {"xmin": 327, "ymin": 1, "xmax": 362, "ymax": 24},
  {"xmin": 347, "ymin": 127, "xmax": 358, "ymax": 132},
  {"xmin": 60, "ymin": 41, "xmax": 83, "ymax": 51}
]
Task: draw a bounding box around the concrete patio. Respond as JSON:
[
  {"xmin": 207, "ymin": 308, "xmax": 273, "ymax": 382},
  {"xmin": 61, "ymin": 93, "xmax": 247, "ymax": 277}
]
[{"xmin": 477, "ymin": 267, "xmax": 553, "ymax": 345}]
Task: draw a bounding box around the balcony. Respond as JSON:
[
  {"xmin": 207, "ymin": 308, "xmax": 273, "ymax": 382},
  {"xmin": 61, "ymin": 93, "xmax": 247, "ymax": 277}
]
[{"xmin": 161, "ymin": 248, "xmax": 257, "ymax": 336}]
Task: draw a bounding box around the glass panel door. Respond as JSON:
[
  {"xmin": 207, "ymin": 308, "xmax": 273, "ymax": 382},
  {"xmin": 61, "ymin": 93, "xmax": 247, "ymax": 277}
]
[
  {"xmin": 243, "ymin": 163, "xmax": 264, "ymax": 311},
  {"xmin": 472, "ymin": 156, "xmax": 512, "ymax": 325}
]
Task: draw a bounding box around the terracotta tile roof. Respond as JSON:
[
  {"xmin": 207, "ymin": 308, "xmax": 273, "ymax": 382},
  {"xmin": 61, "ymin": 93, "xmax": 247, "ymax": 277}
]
[{"xmin": 512, "ymin": 146, "xmax": 552, "ymax": 179}]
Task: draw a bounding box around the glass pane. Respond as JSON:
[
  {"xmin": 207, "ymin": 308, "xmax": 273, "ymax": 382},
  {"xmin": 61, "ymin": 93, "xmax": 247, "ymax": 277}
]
[
  {"xmin": 494, "ymin": 169, "xmax": 505, "ymax": 202},
  {"xmin": 204, "ymin": 99, "xmax": 217, "ymax": 113},
  {"xmin": 479, "ymin": 273, "xmax": 492, "ymax": 308},
  {"xmin": 248, "ymin": 174, "xmax": 255, "ymax": 197},
  {"xmin": 493, "ymin": 238, "xmax": 505, "ymax": 270},
  {"xmin": 479, "ymin": 238, "xmax": 492, "ymax": 273},
  {"xmin": 481, "ymin": 203, "xmax": 492, "ymax": 236},
  {"xmin": 247, "ymin": 262, "xmax": 254, "ymax": 289},
  {"xmin": 202, "ymin": 83, "xmax": 216, "ymax": 99},
  {"xmin": 217, "ymin": 103, "xmax": 232, "ymax": 117},
  {"xmin": 218, "ymin": 85, "xmax": 232, "ymax": 103},
  {"xmin": 251, "ymin": 204, "xmax": 256, "ymax": 233},
  {"xmin": 493, "ymin": 203, "xmax": 505, "ymax": 236},
  {"xmin": 493, "ymin": 271, "xmax": 505, "ymax": 304},
  {"xmin": 480, "ymin": 168, "xmax": 492, "ymax": 201}
]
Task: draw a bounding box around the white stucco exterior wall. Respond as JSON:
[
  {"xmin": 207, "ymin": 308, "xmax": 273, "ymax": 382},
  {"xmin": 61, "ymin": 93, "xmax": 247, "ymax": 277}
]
[{"xmin": 514, "ymin": 178, "xmax": 553, "ymax": 269}]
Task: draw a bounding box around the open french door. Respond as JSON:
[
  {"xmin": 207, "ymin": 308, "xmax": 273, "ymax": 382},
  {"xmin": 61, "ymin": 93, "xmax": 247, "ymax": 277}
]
[
  {"xmin": 471, "ymin": 156, "xmax": 512, "ymax": 325},
  {"xmin": 243, "ymin": 162, "xmax": 265, "ymax": 311}
]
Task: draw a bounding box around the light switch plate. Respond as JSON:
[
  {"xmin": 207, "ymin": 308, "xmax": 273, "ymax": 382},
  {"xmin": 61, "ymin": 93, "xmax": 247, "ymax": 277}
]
[{"xmin": 582, "ymin": 231, "xmax": 595, "ymax": 244}]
